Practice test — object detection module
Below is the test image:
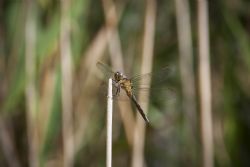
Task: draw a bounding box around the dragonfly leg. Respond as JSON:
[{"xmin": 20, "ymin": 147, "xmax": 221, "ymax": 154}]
[
  {"xmin": 112, "ymin": 79, "xmax": 116, "ymax": 85},
  {"xmin": 115, "ymin": 85, "xmax": 121, "ymax": 96},
  {"xmin": 112, "ymin": 79, "xmax": 121, "ymax": 96}
]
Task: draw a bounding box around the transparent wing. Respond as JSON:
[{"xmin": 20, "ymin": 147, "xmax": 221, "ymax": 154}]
[
  {"xmin": 96, "ymin": 61, "xmax": 115, "ymax": 79},
  {"xmin": 130, "ymin": 66, "xmax": 175, "ymax": 89},
  {"xmin": 98, "ymin": 82, "xmax": 176, "ymax": 102},
  {"xmin": 97, "ymin": 62, "xmax": 177, "ymax": 102}
]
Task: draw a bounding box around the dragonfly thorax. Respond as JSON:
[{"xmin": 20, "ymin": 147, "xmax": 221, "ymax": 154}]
[{"xmin": 114, "ymin": 71, "xmax": 126, "ymax": 82}]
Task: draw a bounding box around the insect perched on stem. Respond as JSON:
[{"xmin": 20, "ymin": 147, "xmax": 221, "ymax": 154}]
[{"xmin": 97, "ymin": 61, "xmax": 175, "ymax": 123}]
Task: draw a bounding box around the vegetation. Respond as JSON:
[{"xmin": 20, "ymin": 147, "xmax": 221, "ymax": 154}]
[{"xmin": 0, "ymin": 0, "xmax": 250, "ymax": 166}]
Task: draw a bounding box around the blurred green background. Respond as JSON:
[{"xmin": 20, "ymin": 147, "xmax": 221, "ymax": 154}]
[{"xmin": 0, "ymin": 0, "xmax": 250, "ymax": 167}]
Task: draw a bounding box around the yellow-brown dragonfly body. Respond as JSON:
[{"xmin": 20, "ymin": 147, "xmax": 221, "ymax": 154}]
[
  {"xmin": 113, "ymin": 71, "xmax": 149, "ymax": 122},
  {"xmin": 97, "ymin": 61, "xmax": 173, "ymax": 123}
]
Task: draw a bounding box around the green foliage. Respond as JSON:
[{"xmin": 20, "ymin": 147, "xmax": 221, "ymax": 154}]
[{"xmin": 1, "ymin": 0, "xmax": 250, "ymax": 166}]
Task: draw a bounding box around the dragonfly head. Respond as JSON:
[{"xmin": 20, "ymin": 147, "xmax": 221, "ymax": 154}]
[{"xmin": 114, "ymin": 71, "xmax": 125, "ymax": 82}]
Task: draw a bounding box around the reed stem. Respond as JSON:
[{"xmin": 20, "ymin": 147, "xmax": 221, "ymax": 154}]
[{"xmin": 106, "ymin": 78, "xmax": 113, "ymax": 167}]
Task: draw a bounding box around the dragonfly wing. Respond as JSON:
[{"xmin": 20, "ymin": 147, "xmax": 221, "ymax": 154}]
[
  {"xmin": 96, "ymin": 61, "xmax": 115, "ymax": 79},
  {"xmin": 130, "ymin": 66, "xmax": 176, "ymax": 88},
  {"xmin": 131, "ymin": 87, "xmax": 176, "ymax": 103}
]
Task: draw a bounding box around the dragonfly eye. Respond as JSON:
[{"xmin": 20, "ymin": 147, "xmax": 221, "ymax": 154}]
[{"xmin": 114, "ymin": 72, "xmax": 123, "ymax": 81}]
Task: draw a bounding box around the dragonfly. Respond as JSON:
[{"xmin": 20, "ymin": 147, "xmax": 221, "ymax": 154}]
[{"xmin": 97, "ymin": 61, "xmax": 175, "ymax": 123}]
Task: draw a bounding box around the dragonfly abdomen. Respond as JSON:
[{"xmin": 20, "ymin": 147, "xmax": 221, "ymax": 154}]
[{"xmin": 131, "ymin": 95, "xmax": 149, "ymax": 123}]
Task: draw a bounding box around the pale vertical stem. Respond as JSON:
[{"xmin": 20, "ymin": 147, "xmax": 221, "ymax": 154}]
[
  {"xmin": 102, "ymin": 0, "xmax": 135, "ymax": 145},
  {"xmin": 197, "ymin": 0, "xmax": 214, "ymax": 167},
  {"xmin": 60, "ymin": 0, "xmax": 74, "ymax": 166},
  {"xmin": 106, "ymin": 78, "xmax": 113, "ymax": 167},
  {"xmin": 25, "ymin": 1, "xmax": 39, "ymax": 167},
  {"xmin": 131, "ymin": 0, "xmax": 156, "ymax": 167},
  {"xmin": 175, "ymin": 0, "xmax": 197, "ymax": 163}
]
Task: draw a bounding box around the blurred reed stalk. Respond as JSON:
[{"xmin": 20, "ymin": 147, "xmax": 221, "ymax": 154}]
[
  {"xmin": 197, "ymin": 0, "xmax": 214, "ymax": 167},
  {"xmin": 102, "ymin": 0, "xmax": 135, "ymax": 145},
  {"xmin": 0, "ymin": 2, "xmax": 20, "ymax": 167},
  {"xmin": 175, "ymin": 0, "xmax": 197, "ymax": 164},
  {"xmin": 60, "ymin": 0, "xmax": 74, "ymax": 166},
  {"xmin": 131, "ymin": 0, "xmax": 156, "ymax": 166},
  {"xmin": 25, "ymin": 1, "xmax": 39, "ymax": 167},
  {"xmin": 106, "ymin": 78, "xmax": 113, "ymax": 167},
  {"xmin": 74, "ymin": 27, "xmax": 108, "ymax": 153},
  {"xmin": 0, "ymin": 118, "xmax": 21, "ymax": 167}
]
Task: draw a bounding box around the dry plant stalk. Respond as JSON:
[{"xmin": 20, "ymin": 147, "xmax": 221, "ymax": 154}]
[
  {"xmin": 106, "ymin": 78, "xmax": 113, "ymax": 167},
  {"xmin": 74, "ymin": 28, "xmax": 108, "ymax": 153},
  {"xmin": 175, "ymin": 0, "xmax": 197, "ymax": 163},
  {"xmin": 102, "ymin": 0, "xmax": 135, "ymax": 145},
  {"xmin": 25, "ymin": 1, "xmax": 39, "ymax": 167},
  {"xmin": 197, "ymin": 0, "xmax": 214, "ymax": 167},
  {"xmin": 60, "ymin": 0, "xmax": 74, "ymax": 166},
  {"xmin": 131, "ymin": 0, "xmax": 156, "ymax": 166}
]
